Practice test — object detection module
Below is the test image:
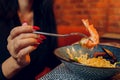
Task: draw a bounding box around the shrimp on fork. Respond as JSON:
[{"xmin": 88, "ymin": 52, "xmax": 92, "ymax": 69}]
[{"xmin": 79, "ymin": 19, "xmax": 99, "ymax": 49}]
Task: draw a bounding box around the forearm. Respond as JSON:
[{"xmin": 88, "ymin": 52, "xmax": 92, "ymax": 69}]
[{"xmin": 2, "ymin": 57, "xmax": 23, "ymax": 79}]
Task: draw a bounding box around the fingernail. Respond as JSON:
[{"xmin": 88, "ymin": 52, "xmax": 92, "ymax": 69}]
[
  {"xmin": 37, "ymin": 39, "xmax": 42, "ymax": 43},
  {"xmin": 34, "ymin": 44, "xmax": 39, "ymax": 47},
  {"xmin": 22, "ymin": 22, "xmax": 28, "ymax": 26},
  {"xmin": 39, "ymin": 35, "xmax": 46, "ymax": 39},
  {"xmin": 33, "ymin": 26, "xmax": 40, "ymax": 30}
]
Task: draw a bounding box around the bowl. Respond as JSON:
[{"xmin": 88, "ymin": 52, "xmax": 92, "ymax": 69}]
[{"xmin": 54, "ymin": 44, "xmax": 120, "ymax": 80}]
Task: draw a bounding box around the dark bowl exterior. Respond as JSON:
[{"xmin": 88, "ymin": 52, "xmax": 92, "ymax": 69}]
[{"xmin": 54, "ymin": 44, "xmax": 120, "ymax": 80}]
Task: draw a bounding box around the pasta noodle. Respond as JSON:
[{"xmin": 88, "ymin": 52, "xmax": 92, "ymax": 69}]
[{"xmin": 66, "ymin": 48, "xmax": 116, "ymax": 68}]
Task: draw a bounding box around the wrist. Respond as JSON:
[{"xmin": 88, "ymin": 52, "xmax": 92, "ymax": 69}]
[
  {"xmin": 2, "ymin": 57, "xmax": 23, "ymax": 79},
  {"xmin": 10, "ymin": 57, "xmax": 26, "ymax": 69}
]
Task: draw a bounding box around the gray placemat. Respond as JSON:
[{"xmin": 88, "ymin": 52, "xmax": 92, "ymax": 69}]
[{"xmin": 39, "ymin": 63, "xmax": 86, "ymax": 80}]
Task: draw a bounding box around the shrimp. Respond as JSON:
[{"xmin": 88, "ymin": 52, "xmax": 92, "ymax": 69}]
[{"xmin": 79, "ymin": 19, "xmax": 99, "ymax": 49}]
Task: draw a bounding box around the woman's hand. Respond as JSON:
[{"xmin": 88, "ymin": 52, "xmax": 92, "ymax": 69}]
[
  {"xmin": 2, "ymin": 24, "xmax": 46, "ymax": 79},
  {"xmin": 7, "ymin": 25, "xmax": 46, "ymax": 67}
]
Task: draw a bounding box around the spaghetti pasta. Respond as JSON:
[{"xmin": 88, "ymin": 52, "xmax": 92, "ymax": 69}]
[{"xmin": 66, "ymin": 48, "xmax": 116, "ymax": 68}]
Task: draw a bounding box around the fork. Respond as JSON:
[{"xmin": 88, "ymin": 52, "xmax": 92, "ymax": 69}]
[{"xmin": 33, "ymin": 31, "xmax": 88, "ymax": 38}]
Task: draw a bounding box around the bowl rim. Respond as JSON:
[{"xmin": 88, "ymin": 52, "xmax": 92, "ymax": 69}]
[{"xmin": 54, "ymin": 44, "xmax": 120, "ymax": 69}]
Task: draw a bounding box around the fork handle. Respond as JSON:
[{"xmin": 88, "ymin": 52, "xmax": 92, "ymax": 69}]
[{"xmin": 33, "ymin": 31, "xmax": 66, "ymax": 37}]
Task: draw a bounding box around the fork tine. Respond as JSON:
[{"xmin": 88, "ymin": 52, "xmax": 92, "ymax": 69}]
[{"xmin": 69, "ymin": 33, "xmax": 88, "ymax": 37}]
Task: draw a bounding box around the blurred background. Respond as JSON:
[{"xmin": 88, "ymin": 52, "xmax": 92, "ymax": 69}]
[{"xmin": 53, "ymin": 0, "xmax": 120, "ymax": 47}]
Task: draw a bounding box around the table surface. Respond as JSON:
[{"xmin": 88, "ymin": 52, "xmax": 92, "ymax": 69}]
[
  {"xmin": 39, "ymin": 63, "xmax": 120, "ymax": 80},
  {"xmin": 39, "ymin": 63, "xmax": 87, "ymax": 80}
]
